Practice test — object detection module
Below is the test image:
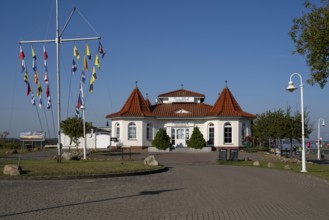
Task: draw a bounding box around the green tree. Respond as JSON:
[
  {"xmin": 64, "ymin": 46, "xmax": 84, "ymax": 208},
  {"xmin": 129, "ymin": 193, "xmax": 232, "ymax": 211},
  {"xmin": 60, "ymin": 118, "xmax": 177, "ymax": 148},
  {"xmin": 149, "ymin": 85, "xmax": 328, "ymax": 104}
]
[
  {"xmin": 252, "ymin": 107, "xmax": 312, "ymax": 151},
  {"xmin": 289, "ymin": 0, "xmax": 329, "ymax": 88},
  {"xmin": 60, "ymin": 117, "xmax": 93, "ymax": 151},
  {"xmin": 188, "ymin": 127, "xmax": 206, "ymax": 149},
  {"xmin": 152, "ymin": 128, "xmax": 171, "ymax": 150}
]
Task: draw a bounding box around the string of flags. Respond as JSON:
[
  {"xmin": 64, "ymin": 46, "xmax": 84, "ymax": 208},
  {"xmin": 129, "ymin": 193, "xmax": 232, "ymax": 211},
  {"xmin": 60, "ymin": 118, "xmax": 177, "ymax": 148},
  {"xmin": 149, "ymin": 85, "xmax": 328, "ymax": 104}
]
[
  {"xmin": 19, "ymin": 41, "xmax": 106, "ymax": 115},
  {"xmin": 73, "ymin": 41, "xmax": 106, "ymax": 118}
]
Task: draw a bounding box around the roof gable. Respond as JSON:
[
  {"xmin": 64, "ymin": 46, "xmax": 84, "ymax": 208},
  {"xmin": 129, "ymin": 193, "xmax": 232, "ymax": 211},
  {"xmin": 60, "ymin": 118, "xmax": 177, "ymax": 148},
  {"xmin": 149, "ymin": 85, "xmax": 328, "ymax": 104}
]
[
  {"xmin": 208, "ymin": 87, "xmax": 256, "ymax": 118},
  {"xmin": 158, "ymin": 89, "xmax": 205, "ymax": 98},
  {"xmin": 106, "ymin": 87, "xmax": 153, "ymax": 118}
]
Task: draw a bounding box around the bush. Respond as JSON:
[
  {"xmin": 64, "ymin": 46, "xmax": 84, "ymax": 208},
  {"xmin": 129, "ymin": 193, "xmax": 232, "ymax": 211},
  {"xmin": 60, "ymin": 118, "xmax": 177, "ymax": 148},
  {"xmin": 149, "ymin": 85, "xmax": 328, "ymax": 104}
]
[
  {"xmin": 188, "ymin": 127, "xmax": 206, "ymax": 149},
  {"xmin": 1, "ymin": 142, "xmax": 21, "ymax": 149},
  {"xmin": 152, "ymin": 128, "xmax": 171, "ymax": 150}
]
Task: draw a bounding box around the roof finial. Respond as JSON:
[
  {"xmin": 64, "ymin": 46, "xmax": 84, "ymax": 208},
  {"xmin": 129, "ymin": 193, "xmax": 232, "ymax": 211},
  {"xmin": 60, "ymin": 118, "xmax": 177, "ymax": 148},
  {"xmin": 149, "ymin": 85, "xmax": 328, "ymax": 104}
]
[
  {"xmin": 181, "ymin": 84, "xmax": 183, "ymax": 89},
  {"xmin": 146, "ymin": 92, "xmax": 148, "ymax": 99},
  {"xmin": 225, "ymin": 80, "xmax": 228, "ymax": 87},
  {"xmin": 135, "ymin": 81, "xmax": 138, "ymax": 88}
]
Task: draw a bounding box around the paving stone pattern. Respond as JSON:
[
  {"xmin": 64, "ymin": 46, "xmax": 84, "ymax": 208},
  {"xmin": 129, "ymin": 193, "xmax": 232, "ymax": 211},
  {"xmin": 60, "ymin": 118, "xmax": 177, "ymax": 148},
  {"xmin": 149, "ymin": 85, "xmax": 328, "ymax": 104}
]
[{"xmin": 0, "ymin": 150, "xmax": 329, "ymax": 220}]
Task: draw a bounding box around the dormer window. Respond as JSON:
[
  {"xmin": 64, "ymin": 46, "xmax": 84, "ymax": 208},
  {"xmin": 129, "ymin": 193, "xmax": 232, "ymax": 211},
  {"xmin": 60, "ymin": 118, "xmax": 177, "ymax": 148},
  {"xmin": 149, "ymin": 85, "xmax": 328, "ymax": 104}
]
[{"xmin": 175, "ymin": 109, "xmax": 191, "ymax": 114}]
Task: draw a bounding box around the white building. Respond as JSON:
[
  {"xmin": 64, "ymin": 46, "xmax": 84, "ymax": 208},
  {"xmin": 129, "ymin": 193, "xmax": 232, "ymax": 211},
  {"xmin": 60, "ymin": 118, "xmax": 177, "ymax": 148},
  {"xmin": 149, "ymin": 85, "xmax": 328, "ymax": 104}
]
[
  {"xmin": 61, "ymin": 127, "xmax": 111, "ymax": 150},
  {"xmin": 106, "ymin": 85, "xmax": 256, "ymax": 151}
]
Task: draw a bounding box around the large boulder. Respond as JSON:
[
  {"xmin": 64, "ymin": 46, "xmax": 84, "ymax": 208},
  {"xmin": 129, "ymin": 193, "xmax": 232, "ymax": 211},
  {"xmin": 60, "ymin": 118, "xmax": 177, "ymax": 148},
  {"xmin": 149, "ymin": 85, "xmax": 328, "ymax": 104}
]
[
  {"xmin": 144, "ymin": 155, "xmax": 159, "ymax": 166},
  {"xmin": 267, "ymin": 162, "xmax": 275, "ymax": 168},
  {"xmin": 61, "ymin": 152, "xmax": 80, "ymax": 160},
  {"xmin": 3, "ymin": 164, "xmax": 22, "ymax": 176},
  {"xmin": 253, "ymin": 161, "xmax": 260, "ymax": 166}
]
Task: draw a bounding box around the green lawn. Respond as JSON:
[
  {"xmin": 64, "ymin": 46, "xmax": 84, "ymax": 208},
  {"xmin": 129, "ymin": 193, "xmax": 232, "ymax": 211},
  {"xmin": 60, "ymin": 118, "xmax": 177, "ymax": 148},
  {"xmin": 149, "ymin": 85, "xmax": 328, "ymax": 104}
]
[
  {"xmin": 218, "ymin": 160, "xmax": 329, "ymax": 182},
  {"xmin": 0, "ymin": 159, "xmax": 163, "ymax": 178}
]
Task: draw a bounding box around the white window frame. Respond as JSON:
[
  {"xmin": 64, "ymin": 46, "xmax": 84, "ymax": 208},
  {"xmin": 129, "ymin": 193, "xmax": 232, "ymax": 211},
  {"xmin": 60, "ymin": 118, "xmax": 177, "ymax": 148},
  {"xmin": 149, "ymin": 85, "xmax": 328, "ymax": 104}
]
[
  {"xmin": 115, "ymin": 123, "xmax": 120, "ymax": 140},
  {"xmin": 128, "ymin": 122, "xmax": 137, "ymax": 140},
  {"xmin": 146, "ymin": 123, "xmax": 153, "ymax": 140},
  {"xmin": 208, "ymin": 123, "xmax": 214, "ymax": 145},
  {"xmin": 224, "ymin": 122, "xmax": 232, "ymax": 144}
]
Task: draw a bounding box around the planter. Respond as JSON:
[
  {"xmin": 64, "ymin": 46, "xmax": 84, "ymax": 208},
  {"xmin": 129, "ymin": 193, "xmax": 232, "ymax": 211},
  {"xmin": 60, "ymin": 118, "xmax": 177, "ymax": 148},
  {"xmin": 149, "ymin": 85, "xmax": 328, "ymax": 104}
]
[
  {"xmin": 187, "ymin": 147, "xmax": 212, "ymax": 152},
  {"xmin": 148, "ymin": 147, "xmax": 171, "ymax": 152}
]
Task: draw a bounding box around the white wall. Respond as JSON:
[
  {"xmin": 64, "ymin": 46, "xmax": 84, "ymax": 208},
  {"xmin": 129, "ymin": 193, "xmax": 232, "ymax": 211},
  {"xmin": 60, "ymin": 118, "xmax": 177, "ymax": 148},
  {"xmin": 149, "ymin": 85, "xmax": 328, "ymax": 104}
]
[
  {"xmin": 111, "ymin": 117, "xmax": 253, "ymax": 149},
  {"xmin": 61, "ymin": 132, "xmax": 111, "ymax": 150}
]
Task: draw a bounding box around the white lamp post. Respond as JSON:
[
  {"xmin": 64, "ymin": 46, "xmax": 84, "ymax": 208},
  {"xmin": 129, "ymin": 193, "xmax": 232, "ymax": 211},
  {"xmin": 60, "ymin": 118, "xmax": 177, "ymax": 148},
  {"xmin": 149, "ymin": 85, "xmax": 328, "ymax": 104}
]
[
  {"xmin": 80, "ymin": 104, "xmax": 87, "ymax": 160},
  {"xmin": 317, "ymin": 118, "xmax": 325, "ymax": 160},
  {"xmin": 286, "ymin": 73, "xmax": 307, "ymax": 173}
]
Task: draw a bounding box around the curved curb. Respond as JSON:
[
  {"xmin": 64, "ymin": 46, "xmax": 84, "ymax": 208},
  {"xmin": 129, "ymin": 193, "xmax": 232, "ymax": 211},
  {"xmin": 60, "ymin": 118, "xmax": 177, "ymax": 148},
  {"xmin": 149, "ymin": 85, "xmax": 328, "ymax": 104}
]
[{"xmin": 0, "ymin": 166, "xmax": 169, "ymax": 181}]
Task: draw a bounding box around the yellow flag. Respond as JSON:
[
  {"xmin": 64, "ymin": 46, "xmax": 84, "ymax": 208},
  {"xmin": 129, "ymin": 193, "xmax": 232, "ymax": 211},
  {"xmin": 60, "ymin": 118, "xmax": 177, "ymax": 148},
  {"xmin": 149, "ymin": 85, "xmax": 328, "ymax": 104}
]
[
  {"xmin": 31, "ymin": 45, "xmax": 36, "ymax": 59},
  {"xmin": 37, "ymin": 81, "xmax": 42, "ymax": 97},
  {"xmin": 84, "ymin": 55, "xmax": 89, "ymax": 71},
  {"xmin": 74, "ymin": 45, "xmax": 80, "ymax": 60},
  {"xmin": 85, "ymin": 43, "xmax": 91, "ymax": 60},
  {"xmin": 94, "ymin": 53, "xmax": 100, "ymax": 69},
  {"xmin": 90, "ymin": 67, "xmax": 96, "ymax": 85}
]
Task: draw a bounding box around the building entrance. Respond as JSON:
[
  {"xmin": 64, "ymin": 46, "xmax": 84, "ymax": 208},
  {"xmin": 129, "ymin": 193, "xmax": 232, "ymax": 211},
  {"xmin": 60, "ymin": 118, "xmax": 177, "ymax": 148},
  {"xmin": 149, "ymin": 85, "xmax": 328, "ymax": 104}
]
[{"xmin": 171, "ymin": 128, "xmax": 189, "ymax": 147}]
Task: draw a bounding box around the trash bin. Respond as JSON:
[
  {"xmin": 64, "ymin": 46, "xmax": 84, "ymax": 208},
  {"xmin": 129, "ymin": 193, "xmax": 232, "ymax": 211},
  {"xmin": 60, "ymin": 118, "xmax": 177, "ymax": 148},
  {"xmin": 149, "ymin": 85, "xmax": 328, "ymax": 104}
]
[
  {"xmin": 219, "ymin": 149, "xmax": 227, "ymax": 161},
  {"xmin": 230, "ymin": 149, "xmax": 238, "ymax": 161}
]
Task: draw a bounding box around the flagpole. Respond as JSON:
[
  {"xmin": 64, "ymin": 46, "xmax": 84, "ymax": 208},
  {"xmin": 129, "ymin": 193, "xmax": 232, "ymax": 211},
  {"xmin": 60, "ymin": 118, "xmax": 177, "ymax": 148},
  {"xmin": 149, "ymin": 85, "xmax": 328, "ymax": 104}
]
[
  {"xmin": 18, "ymin": 0, "xmax": 101, "ymax": 162},
  {"xmin": 56, "ymin": 0, "xmax": 62, "ymax": 163}
]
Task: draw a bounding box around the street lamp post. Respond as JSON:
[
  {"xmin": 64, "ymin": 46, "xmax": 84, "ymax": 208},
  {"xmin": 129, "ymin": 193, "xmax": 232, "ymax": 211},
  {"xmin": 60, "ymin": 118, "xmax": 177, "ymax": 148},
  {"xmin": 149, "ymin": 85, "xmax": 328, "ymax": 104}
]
[
  {"xmin": 286, "ymin": 73, "xmax": 307, "ymax": 173},
  {"xmin": 317, "ymin": 118, "xmax": 325, "ymax": 160},
  {"xmin": 80, "ymin": 104, "xmax": 86, "ymax": 160}
]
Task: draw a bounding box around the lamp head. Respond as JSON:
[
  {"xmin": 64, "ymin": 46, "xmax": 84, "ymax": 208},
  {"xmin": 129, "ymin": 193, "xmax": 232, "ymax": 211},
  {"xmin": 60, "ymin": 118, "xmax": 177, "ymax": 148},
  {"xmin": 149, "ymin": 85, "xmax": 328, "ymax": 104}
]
[
  {"xmin": 321, "ymin": 121, "xmax": 325, "ymax": 126},
  {"xmin": 286, "ymin": 80, "xmax": 297, "ymax": 92},
  {"xmin": 80, "ymin": 105, "xmax": 85, "ymax": 110}
]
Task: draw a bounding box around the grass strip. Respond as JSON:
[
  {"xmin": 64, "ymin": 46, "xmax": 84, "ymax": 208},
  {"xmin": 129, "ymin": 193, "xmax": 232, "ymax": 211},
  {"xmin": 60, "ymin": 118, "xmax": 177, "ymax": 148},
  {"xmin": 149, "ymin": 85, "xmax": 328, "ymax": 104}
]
[{"xmin": 218, "ymin": 160, "xmax": 329, "ymax": 182}]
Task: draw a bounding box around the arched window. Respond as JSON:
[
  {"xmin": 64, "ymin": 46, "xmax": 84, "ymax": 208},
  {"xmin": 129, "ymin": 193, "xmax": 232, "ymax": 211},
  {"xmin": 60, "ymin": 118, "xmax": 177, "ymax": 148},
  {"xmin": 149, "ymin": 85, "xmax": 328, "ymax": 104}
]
[
  {"xmin": 224, "ymin": 122, "xmax": 232, "ymax": 144},
  {"xmin": 146, "ymin": 123, "xmax": 153, "ymax": 140},
  {"xmin": 115, "ymin": 123, "xmax": 120, "ymax": 139},
  {"xmin": 208, "ymin": 123, "xmax": 214, "ymax": 145},
  {"xmin": 128, "ymin": 122, "xmax": 137, "ymax": 139}
]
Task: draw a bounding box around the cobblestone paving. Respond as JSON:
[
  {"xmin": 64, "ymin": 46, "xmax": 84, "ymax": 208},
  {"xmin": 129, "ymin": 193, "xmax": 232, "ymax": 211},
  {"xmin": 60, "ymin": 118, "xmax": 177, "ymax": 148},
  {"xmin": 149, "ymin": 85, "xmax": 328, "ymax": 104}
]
[{"xmin": 0, "ymin": 151, "xmax": 329, "ymax": 220}]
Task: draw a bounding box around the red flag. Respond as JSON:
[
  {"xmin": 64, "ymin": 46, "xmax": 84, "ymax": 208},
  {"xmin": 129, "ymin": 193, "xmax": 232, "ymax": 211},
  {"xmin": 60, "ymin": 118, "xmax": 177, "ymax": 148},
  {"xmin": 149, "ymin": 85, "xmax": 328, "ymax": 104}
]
[
  {"xmin": 77, "ymin": 92, "xmax": 82, "ymax": 109},
  {"xmin": 43, "ymin": 46, "xmax": 48, "ymax": 60},
  {"xmin": 19, "ymin": 46, "xmax": 25, "ymax": 60},
  {"xmin": 46, "ymin": 85, "xmax": 50, "ymax": 97},
  {"xmin": 26, "ymin": 82, "xmax": 31, "ymax": 96}
]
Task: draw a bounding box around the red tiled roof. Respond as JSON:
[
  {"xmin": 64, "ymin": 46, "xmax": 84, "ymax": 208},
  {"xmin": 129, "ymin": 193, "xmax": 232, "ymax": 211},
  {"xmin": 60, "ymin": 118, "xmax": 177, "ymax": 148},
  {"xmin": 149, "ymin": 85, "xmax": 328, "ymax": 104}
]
[
  {"xmin": 145, "ymin": 98, "xmax": 152, "ymax": 108},
  {"xmin": 158, "ymin": 89, "xmax": 205, "ymax": 98},
  {"xmin": 106, "ymin": 87, "xmax": 256, "ymax": 119},
  {"xmin": 106, "ymin": 87, "xmax": 154, "ymax": 118},
  {"xmin": 207, "ymin": 87, "xmax": 256, "ymax": 118},
  {"xmin": 151, "ymin": 103, "xmax": 212, "ymax": 118}
]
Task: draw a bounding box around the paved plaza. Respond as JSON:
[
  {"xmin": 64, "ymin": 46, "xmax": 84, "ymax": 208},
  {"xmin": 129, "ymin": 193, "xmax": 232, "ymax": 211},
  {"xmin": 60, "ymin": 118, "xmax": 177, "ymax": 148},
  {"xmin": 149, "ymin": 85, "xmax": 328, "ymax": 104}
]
[{"xmin": 0, "ymin": 150, "xmax": 329, "ymax": 220}]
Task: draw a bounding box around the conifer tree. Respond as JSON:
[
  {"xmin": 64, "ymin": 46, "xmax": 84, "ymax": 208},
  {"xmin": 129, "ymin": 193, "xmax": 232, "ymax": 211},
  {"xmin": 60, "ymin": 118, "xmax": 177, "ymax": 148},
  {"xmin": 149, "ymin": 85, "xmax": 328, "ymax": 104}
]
[
  {"xmin": 152, "ymin": 128, "xmax": 171, "ymax": 150},
  {"xmin": 188, "ymin": 127, "xmax": 206, "ymax": 149}
]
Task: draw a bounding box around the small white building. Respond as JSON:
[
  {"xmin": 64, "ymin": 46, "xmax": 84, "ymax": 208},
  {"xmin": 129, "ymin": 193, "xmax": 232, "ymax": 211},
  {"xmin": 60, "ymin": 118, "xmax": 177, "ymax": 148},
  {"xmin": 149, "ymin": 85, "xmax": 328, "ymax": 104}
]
[
  {"xmin": 106, "ymin": 85, "xmax": 256, "ymax": 151},
  {"xmin": 61, "ymin": 127, "xmax": 111, "ymax": 150}
]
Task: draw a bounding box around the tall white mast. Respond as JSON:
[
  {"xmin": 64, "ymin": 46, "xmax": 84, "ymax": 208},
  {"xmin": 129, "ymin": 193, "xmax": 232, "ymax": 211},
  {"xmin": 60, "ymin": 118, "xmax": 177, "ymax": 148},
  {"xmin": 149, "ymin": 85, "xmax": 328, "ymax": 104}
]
[{"xmin": 19, "ymin": 0, "xmax": 101, "ymax": 162}]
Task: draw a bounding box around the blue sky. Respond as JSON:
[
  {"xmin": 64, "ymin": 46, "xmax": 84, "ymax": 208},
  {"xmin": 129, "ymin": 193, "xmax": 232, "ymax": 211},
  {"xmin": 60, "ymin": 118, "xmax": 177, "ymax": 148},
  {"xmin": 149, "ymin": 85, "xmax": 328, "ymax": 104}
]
[{"xmin": 1, "ymin": 0, "xmax": 328, "ymax": 140}]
